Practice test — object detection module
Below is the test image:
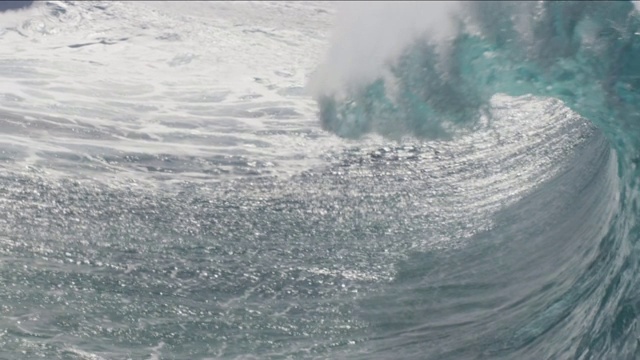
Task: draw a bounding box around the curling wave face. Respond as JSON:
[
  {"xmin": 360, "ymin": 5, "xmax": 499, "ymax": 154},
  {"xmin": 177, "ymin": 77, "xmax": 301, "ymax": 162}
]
[{"xmin": 313, "ymin": 1, "xmax": 640, "ymax": 359}]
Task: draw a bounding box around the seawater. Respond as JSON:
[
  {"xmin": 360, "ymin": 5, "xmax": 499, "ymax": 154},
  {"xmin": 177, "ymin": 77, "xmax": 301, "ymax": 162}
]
[{"xmin": 0, "ymin": 2, "xmax": 639, "ymax": 359}]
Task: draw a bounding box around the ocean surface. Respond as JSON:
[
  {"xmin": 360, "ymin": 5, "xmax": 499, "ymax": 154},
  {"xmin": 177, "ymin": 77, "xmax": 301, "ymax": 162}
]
[{"xmin": 0, "ymin": 1, "xmax": 639, "ymax": 359}]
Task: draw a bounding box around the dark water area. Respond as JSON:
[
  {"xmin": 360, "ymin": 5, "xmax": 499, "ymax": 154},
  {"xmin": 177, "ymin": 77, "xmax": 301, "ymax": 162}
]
[{"xmin": 0, "ymin": 1, "xmax": 33, "ymax": 13}]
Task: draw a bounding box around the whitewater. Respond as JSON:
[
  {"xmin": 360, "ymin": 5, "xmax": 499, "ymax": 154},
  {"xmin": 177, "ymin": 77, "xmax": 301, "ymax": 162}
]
[{"xmin": 0, "ymin": 1, "xmax": 638, "ymax": 359}]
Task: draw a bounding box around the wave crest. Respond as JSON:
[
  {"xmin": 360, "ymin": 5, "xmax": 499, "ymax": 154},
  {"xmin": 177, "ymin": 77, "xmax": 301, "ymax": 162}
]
[{"xmin": 312, "ymin": 1, "xmax": 640, "ymax": 143}]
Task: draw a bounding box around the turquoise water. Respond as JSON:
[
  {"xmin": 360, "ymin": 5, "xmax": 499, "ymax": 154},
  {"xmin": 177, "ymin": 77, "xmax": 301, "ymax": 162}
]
[
  {"xmin": 1, "ymin": 1, "xmax": 640, "ymax": 359},
  {"xmin": 317, "ymin": 1, "xmax": 640, "ymax": 358}
]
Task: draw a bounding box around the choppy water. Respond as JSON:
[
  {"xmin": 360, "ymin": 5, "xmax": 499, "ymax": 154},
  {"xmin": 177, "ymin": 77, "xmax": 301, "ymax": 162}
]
[{"xmin": 1, "ymin": 1, "xmax": 639, "ymax": 359}]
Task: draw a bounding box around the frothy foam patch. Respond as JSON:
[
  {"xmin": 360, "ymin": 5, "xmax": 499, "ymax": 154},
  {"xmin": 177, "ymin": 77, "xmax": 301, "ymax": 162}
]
[
  {"xmin": 0, "ymin": 0, "xmax": 39, "ymax": 27},
  {"xmin": 0, "ymin": 1, "xmax": 350, "ymax": 184}
]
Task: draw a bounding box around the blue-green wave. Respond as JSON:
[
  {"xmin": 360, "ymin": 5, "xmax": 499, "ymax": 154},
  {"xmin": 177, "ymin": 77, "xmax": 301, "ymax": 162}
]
[{"xmin": 317, "ymin": 1, "xmax": 640, "ymax": 358}]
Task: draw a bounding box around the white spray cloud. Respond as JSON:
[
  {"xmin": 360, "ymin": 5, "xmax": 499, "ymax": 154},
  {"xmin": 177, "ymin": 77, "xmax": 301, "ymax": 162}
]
[{"xmin": 308, "ymin": 1, "xmax": 462, "ymax": 98}]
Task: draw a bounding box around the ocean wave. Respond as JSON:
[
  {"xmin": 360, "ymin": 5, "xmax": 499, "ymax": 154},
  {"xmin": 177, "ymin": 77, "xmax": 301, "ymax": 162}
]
[
  {"xmin": 1, "ymin": 1, "xmax": 639, "ymax": 358},
  {"xmin": 313, "ymin": 1, "xmax": 640, "ymax": 358}
]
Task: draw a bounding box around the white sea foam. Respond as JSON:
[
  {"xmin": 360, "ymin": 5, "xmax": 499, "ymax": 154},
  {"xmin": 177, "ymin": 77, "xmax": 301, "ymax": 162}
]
[{"xmin": 0, "ymin": 1, "xmax": 367, "ymax": 185}]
